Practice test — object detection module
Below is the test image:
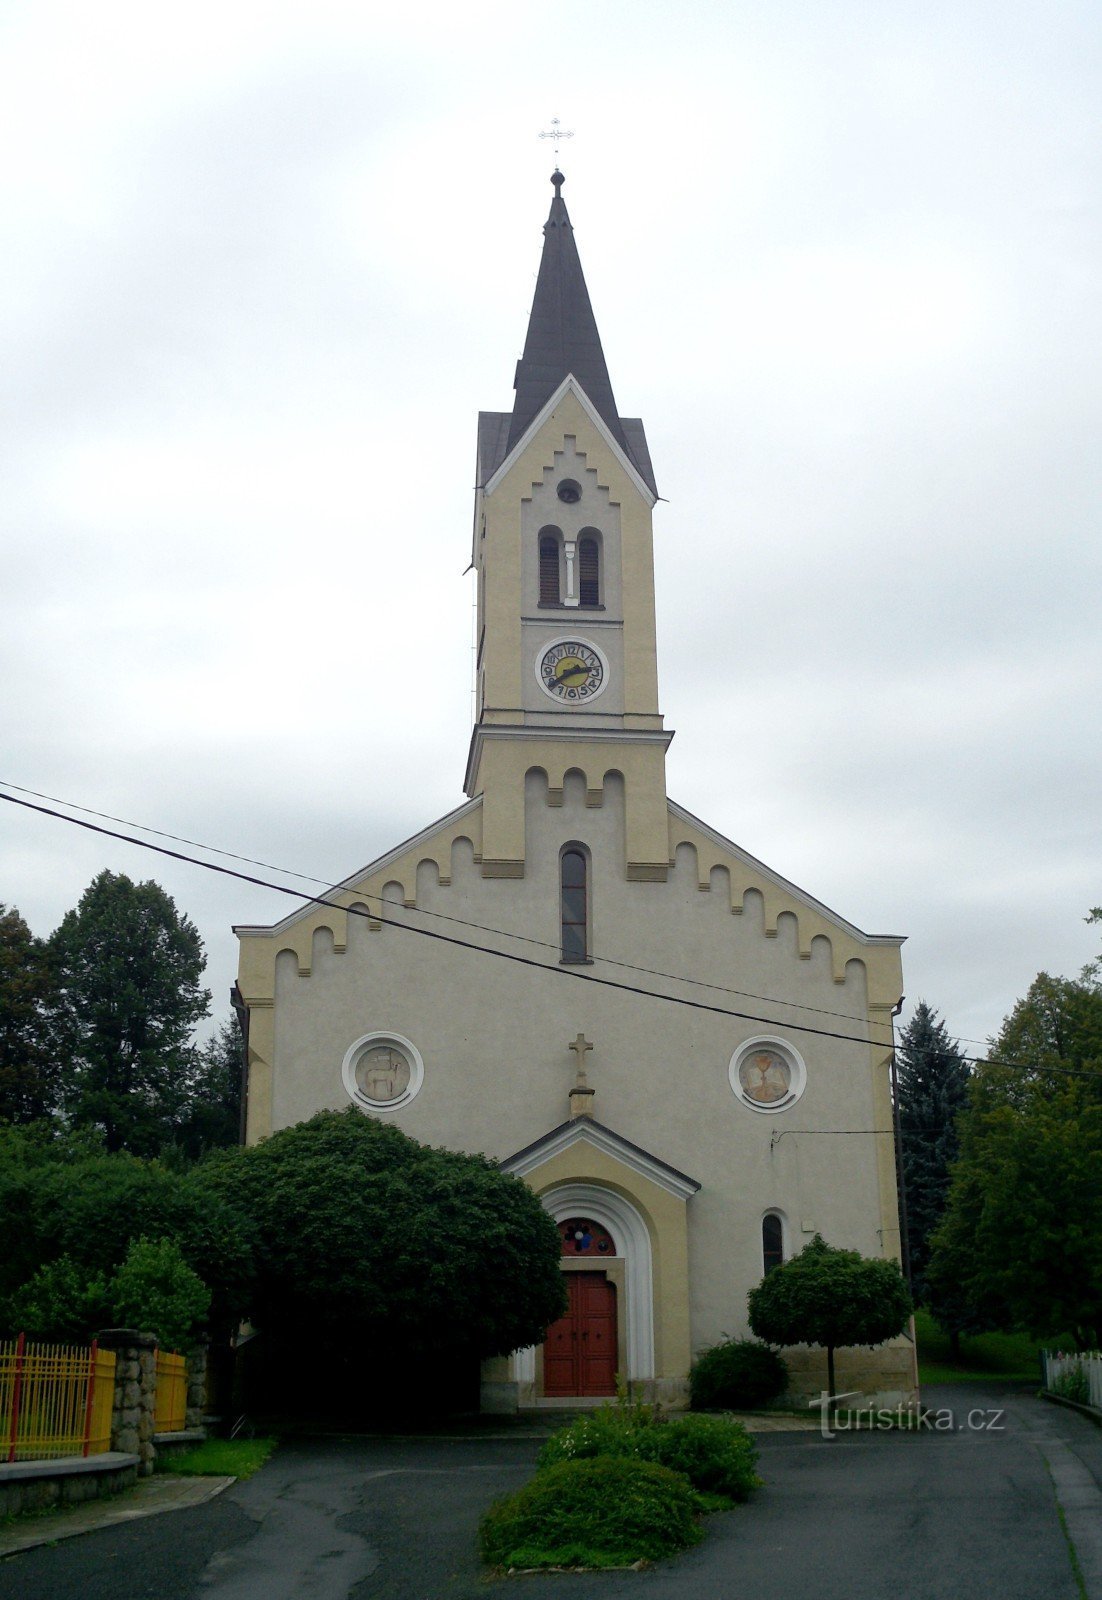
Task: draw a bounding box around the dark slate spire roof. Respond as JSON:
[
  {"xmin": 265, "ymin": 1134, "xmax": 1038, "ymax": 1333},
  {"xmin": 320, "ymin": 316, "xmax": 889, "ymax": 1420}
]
[
  {"xmin": 506, "ymin": 172, "xmax": 633, "ymax": 461},
  {"xmin": 477, "ymin": 171, "xmax": 657, "ymax": 497}
]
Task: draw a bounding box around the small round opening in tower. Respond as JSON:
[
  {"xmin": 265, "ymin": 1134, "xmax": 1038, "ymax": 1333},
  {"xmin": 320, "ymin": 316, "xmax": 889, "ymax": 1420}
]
[{"xmin": 557, "ymin": 479, "xmax": 582, "ymax": 504}]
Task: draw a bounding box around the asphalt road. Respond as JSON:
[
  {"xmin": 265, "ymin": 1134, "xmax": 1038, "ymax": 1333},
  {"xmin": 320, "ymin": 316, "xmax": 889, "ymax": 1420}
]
[{"xmin": 1, "ymin": 1383, "xmax": 1099, "ymax": 1600}]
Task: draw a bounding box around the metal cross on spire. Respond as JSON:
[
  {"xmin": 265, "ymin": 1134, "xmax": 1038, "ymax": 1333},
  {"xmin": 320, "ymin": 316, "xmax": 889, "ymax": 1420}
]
[{"xmin": 539, "ymin": 116, "xmax": 574, "ymax": 154}]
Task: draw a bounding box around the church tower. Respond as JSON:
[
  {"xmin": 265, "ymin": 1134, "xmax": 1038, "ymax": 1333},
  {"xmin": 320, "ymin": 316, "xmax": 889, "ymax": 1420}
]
[
  {"xmin": 235, "ymin": 166, "xmax": 914, "ymax": 1416},
  {"xmin": 465, "ymin": 171, "xmax": 673, "ymax": 882}
]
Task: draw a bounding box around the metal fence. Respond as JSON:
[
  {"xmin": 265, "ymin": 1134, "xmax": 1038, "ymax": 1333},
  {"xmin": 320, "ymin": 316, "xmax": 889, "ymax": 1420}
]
[
  {"xmin": 1042, "ymin": 1349, "xmax": 1102, "ymax": 1411},
  {"xmin": 154, "ymin": 1348, "xmax": 188, "ymax": 1432},
  {"xmin": 1, "ymin": 1334, "xmax": 116, "ymax": 1461}
]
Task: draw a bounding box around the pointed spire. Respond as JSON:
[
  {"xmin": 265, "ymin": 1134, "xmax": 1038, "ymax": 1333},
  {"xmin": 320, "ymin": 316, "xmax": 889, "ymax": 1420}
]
[{"xmin": 507, "ymin": 170, "xmax": 629, "ymax": 456}]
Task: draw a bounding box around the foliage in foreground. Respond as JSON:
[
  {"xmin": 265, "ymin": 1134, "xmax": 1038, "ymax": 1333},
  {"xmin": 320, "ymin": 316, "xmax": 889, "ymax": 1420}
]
[
  {"xmin": 479, "ymin": 1456, "xmax": 703, "ymax": 1570},
  {"xmin": 748, "ymin": 1234, "xmax": 912, "ymax": 1399},
  {"xmin": 538, "ymin": 1405, "xmax": 760, "ymax": 1504},
  {"xmin": 0, "ymin": 1126, "xmax": 251, "ymax": 1342},
  {"xmin": 7, "ymin": 1235, "xmax": 209, "ymax": 1351},
  {"xmin": 165, "ymin": 1436, "xmax": 278, "ymax": 1479},
  {"xmin": 200, "ymin": 1108, "xmax": 567, "ymax": 1365},
  {"xmin": 689, "ymin": 1338, "xmax": 788, "ymax": 1411}
]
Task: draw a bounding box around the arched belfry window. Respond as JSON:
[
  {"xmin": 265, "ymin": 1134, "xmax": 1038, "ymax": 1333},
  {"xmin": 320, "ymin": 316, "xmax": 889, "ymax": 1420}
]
[
  {"xmin": 578, "ymin": 534, "xmax": 600, "ymax": 607},
  {"xmin": 560, "ymin": 848, "xmax": 588, "ymax": 962},
  {"xmin": 762, "ymin": 1213, "xmax": 784, "ymax": 1275},
  {"xmin": 539, "ymin": 530, "xmax": 561, "ymax": 606}
]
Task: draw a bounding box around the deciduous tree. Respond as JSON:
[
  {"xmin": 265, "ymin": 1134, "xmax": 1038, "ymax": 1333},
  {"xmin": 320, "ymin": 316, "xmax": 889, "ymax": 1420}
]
[
  {"xmin": 201, "ymin": 1108, "xmax": 567, "ymax": 1409},
  {"xmin": 50, "ymin": 871, "xmax": 211, "ymax": 1154},
  {"xmin": 747, "ymin": 1234, "xmax": 912, "ymax": 1402},
  {"xmin": 0, "ymin": 904, "xmax": 58, "ymax": 1123},
  {"xmin": 927, "ymin": 970, "xmax": 1102, "ymax": 1349}
]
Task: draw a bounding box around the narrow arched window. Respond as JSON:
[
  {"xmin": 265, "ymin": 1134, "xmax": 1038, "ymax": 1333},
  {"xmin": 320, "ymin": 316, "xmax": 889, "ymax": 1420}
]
[
  {"xmin": 539, "ymin": 535, "xmax": 560, "ymax": 605},
  {"xmin": 578, "ymin": 536, "xmax": 600, "ymax": 606},
  {"xmin": 762, "ymin": 1213, "xmax": 784, "ymax": 1275},
  {"xmin": 561, "ymin": 849, "xmax": 588, "ymax": 962}
]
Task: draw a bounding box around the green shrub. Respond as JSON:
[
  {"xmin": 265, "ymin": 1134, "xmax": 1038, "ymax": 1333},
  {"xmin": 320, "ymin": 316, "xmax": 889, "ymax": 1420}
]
[
  {"xmin": 6, "ymin": 1256, "xmax": 111, "ymax": 1342},
  {"xmin": 538, "ymin": 1402, "xmax": 759, "ymax": 1504},
  {"xmin": 690, "ymin": 1338, "xmax": 788, "ymax": 1410},
  {"xmin": 479, "ymin": 1456, "xmax": 702, "ymax": 1570},
  {"xmin": 110, "ymin": 1236, "xmax": 210, "ymax": 1351},
  {"xmin": 641, "ymin": 1414, "xmax": 760, "ymax": 1502},
  {"xmin": 536, "ymin": 1395, "xmax": 656, "ymax": 1468}
]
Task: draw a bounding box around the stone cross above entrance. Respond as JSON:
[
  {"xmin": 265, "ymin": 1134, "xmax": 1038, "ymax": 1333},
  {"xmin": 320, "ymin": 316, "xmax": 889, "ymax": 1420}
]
[{"xmin": 567, "ymin": 1033, "xmax": 595, "ymax": 1119}]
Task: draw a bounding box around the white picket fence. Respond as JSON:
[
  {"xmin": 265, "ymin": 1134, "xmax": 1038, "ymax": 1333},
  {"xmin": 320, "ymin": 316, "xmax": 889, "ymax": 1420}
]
[{"xmin": 1042, "ymin": 1350, "xmax": 1102, "ymax": 1411}]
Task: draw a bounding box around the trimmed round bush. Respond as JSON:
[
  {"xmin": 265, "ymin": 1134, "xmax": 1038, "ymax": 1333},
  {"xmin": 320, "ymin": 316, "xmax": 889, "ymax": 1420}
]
[
  {"xmin": 641, "ymin": 1414, "xmax": 761, "ymax": 1502},
  {"xmin": 690, "ymin": 1338, "xmax": 788, "ymax": 1410},
  {"xmin": 479, "ymin": 1456, "xmax": 703, "ymax": 1570}
]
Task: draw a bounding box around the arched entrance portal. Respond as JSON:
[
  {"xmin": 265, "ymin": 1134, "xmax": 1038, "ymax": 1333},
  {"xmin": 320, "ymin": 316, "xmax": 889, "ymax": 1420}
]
[{"xmin": 511, "ymin": 1184, "xmax": 655, "ymax": 1399}]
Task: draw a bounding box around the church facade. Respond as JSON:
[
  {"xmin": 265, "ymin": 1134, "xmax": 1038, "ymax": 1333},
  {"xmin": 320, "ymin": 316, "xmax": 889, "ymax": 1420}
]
[{"xmin": 234, "ymin": 173, "xmax": 917, "ymax": 1410}]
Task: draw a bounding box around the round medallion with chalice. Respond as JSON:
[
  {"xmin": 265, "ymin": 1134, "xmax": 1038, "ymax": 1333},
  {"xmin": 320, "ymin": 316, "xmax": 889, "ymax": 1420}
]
[{"xmin": 538, "ymin": 638, "xmax": 607, "ymax": 703}]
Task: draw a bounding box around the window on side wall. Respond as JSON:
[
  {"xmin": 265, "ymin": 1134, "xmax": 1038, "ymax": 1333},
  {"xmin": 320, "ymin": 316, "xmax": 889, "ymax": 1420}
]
[
  {"xmin": 561, "ymin": 848, "xmax": 588, "ymax": 962},
  {"xmin": 762, "ymin": 1212, "xmax": 784, "ymax": 1274}
]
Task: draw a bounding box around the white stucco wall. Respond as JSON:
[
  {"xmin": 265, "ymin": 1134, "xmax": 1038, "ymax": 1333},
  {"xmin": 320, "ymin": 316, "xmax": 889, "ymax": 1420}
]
[{"xmin": 250, "ymin": 769, "xmax": 901, "ymax": 1362}]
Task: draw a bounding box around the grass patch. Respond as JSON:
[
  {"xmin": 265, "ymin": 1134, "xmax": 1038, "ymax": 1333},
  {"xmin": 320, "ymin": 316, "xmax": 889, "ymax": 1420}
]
[
  {"xmin": 914, "ymin": 1307, "xmax": 1059, "ymax": 1384},
  {"xmin": 163, "ymin": 1436, "xmax": 277, "ymax": 1479}
]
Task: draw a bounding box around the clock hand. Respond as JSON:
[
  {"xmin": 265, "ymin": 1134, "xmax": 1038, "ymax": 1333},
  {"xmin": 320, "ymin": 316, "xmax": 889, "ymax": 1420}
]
[{"xmin": 554, "ymin": 662, "xmax": 589, "ymax": 683}]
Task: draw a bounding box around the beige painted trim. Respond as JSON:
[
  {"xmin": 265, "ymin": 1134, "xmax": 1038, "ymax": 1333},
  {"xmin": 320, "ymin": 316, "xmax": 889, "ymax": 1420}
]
[{"xmin": 485, "ymin": 375, "xmax": 657, "ymax": 508}]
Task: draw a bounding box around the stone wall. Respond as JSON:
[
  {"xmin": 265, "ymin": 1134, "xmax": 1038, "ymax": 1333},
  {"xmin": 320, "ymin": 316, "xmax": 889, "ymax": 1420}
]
[
  {"xmin": 779, "ymin": 1336, "xmax": 919, "ymax": 1409},
  {"xmin": 96, "ymin": 1328, "xmax": 158, "ymax": 1476},
  {"xmin": 185, "ymin": 1345, "xmax": 208, "ymax": 1431}
]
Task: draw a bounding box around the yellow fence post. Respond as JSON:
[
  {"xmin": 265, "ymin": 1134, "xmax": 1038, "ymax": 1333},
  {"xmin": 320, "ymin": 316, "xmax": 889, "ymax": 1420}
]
[{"xmin": 0, "ymin": 1335, "xmax": 117, "ymax": 1462}]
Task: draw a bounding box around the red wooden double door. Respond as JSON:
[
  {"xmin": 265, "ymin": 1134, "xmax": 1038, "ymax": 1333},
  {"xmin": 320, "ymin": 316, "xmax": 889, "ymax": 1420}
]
[{"xmin": 543, "ymin": 1272, "xmax": 618, "ymax": 1397}]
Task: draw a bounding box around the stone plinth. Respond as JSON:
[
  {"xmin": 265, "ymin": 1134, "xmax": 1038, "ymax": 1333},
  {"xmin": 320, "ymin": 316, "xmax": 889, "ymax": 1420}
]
[
  {"xmin": 185, "ymin": 1346, "xmax": 208, "ymax": 1431},
  {"xmin": 96, "ymin": 1329, "xmax": 158, "ymax": 1477}
]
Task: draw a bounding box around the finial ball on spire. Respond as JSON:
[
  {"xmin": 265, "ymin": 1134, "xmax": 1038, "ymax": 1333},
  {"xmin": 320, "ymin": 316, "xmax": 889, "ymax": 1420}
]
[{"xmin": 551, "ymin": 169, "xmax": 565, "ymax": 195}]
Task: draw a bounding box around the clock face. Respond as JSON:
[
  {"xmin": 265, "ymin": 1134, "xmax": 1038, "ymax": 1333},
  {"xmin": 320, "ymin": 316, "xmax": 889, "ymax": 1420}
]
[{"xmin": 537, "ymin": 638, "xmax": 608, "ymax": 703}]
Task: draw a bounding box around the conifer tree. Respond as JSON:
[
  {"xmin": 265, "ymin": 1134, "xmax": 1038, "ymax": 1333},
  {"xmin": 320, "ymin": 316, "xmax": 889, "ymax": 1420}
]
[{"xmin": 895, "ymin": 1001, "xmax": 969, "ymax": 1301}]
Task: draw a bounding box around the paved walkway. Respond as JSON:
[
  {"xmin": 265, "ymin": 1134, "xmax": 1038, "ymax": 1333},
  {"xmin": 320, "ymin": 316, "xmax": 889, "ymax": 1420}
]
[
  {"xmin": 0, "ymin": 1384, "xmax": 1098, "ymax": 1599},
  {"xmin": 0, "ymin": 1475, "xmax": 234, "ymax": 1559}
]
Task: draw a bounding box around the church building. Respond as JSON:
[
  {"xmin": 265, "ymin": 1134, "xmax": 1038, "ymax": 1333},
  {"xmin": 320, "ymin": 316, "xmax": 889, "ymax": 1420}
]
[{"xmin": 234, "ymin": 171, "xmax": 917, "ymax": 1411}]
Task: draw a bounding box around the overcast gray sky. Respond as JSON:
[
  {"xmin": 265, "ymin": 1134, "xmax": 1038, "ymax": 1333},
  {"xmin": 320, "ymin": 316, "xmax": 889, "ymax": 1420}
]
[{"xmin": 2, "ymin": 0, "xmax": 1099, "ymax": 1059}]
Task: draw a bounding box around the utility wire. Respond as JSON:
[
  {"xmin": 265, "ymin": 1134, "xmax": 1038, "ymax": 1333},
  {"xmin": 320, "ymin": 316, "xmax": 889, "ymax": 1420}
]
[
  {"xmin": 3, "ymin": 787, "xmax": 1100, "ymax": 1082},
  {"xmin": 0, "ymin": 778, "xmax": 922, "ymax": 1036}
]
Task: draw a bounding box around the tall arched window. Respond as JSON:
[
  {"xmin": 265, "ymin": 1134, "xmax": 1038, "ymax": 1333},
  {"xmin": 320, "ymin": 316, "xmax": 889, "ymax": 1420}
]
[
  {"xmin": 762, "ymin": 1213, "xmax": 784, "ymax": 1274},
  {"xmin": 539, "ymin": 533, "xmax": 561, "ymax": 605},
  {"xmin": 561, "ymin": 849, "xmax": 588, "ymax": 962},
  {"xmin": 578, "ymin": 535, "xmax": 600, "ymax": 606}
]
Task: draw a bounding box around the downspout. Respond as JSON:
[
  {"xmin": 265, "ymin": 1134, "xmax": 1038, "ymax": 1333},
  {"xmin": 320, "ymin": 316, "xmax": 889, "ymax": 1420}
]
[
  {"xmin": 229, "ymin": 983, "xmax": 250, "ymax": 1147},
  {"xmin": 889, "ymin": 995, "xmax": 913, "ymax": 1295}
]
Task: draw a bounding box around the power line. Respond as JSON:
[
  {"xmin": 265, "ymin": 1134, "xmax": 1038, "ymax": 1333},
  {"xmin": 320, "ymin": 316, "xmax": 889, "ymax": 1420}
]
[
  {"xmin": 3, "ymin": 787, "xmax": 1100, "ymax": 1082},
  {"xmin": 0, "ymin": 778, "xmax": 926, "ymax": 1036}
]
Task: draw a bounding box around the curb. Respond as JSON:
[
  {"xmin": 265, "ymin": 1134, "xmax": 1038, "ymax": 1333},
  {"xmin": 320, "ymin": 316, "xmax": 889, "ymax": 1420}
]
[{"xmin": 0, "ymin": 1474, "xmax": 236, "ymax": 1559}]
